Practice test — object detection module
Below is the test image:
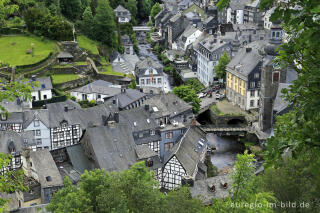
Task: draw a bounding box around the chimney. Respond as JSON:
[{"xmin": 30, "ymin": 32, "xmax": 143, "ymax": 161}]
[
  {"xmin": 107, "ymin": 120, "xmax": 115, "ymax": 128},
  {"xmin": 145, "ymin": 104, "xmax": 150, "ymax": 111},
  {"xmin": 114, "ymin": 112, "xmax": 119, "ymax": 123},
  {"xmin": 64, "ymin": 106, "xmax": 68, "ymax": 112},
  {"xmin": 246, "ymin": 48, "xmax": 252, "ymax": 52},
  {"xmin": 112, "ymin": 99, "xmax": 117, "ymax": 105},
  {"xmin": 121, "ymin": 88, "xmax": 126, "ymax": 93}
]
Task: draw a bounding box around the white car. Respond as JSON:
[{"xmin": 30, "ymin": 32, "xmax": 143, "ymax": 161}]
[
  {"xmin": 215, "ymin": 93, "xmax": 221, "ymax": 99},
  {"xmin": 198, "ymin": 92, "xmax": 206, "ymax": 98}
]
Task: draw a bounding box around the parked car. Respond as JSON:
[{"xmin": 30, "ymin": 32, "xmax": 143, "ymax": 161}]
[{"xmin": 198, "ymin": 92, "xmax": 206, "ymax": 98}]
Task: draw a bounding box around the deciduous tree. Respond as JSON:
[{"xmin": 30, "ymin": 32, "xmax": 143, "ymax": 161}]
[
  {"xmin": 173, "ymin": 85, "xmax": 201, "ymax": 113},
  {"xmin": 214, "ymin": 52, "xmax": 230, "ymax": 80}
]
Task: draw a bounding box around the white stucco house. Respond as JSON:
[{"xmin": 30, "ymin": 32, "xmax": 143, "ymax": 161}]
[
  {"xmin": 31, "ymin": 77, "xmax": 53, "ymax": 104},
  {"xmin": 135, "ymin": 57, "xmax": 165, "ymax": 91},
  {"xmin": 70, "ymin": 80, "xmax": 122, "ymax": 102},
  {"xmin": 114, "ymin": 5, "xmax": 131, "ymax": 23}
]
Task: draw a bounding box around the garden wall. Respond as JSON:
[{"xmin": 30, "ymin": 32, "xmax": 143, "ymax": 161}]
[{"xmin": 54, "ymin": 76, "xmax": 91, "ymax": 91}]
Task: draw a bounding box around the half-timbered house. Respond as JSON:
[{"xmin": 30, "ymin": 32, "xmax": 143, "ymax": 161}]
[{"xmin": 160, "ymin": 126, "xmax": 207, "ymax": 190}]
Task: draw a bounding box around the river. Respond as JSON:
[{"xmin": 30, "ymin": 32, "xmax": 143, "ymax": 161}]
[{"xmin": 207, "ymin": 133, "xmax": 244, "ymax": 170}]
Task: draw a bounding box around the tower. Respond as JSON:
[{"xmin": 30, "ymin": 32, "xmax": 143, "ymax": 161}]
[
  {"xmin": 231, "ymin": 31, "xmax": 240, "ymax": 58},
  {"xmin": 259, "ymin": 21, "xmax": 287, "ymax": 131}
]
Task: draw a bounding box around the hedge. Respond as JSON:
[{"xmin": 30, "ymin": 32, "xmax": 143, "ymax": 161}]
[
  {"xmin": 16, "ymin": 52, "xmax": 53, "ymax": 71},
  {"xmin": 32, "ymin": 95, "xmax": 67, "ymax": 108},
  {"xmin": 0, "ymin": 27, "xmax": 25, "ymax": 35}
]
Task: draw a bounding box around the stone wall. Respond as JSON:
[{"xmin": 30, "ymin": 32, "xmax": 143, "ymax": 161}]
[
  {"xmin": 59, "ymin": 41, "xmax": 87, "ymax": 61},
  {"xmin": 55, "ymin": 76, "xmax": 92, "ymax": 91},
  {"xmin": 50, "ymin": 65, "xmax": 91, "ymax": 75},
  {"xmin": 208, "ymin": 108, "xmax": 247, "ymax": 126}
]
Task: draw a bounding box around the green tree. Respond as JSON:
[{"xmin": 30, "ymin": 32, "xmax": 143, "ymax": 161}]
[
  {"xmin": 140, "ymin": 0, "xmax": 152, "ymax": 20},
  {"xmin": 164, "ymin": 187, "xmax": 204, "ymax": 213},
  {"xmin": 150, "ymin": 2, "xmax": 161, "ymax": 22},
  {"xmin": 125, "ymin": 0, "xmax": 137, "ymax": 21},
  {"xmin": 214, "ymin": 52, "xmax": 230, "ymax": 80},
  {"xmin": 185, "ymin": 79, "xmax": 205, "ymax": 93},
  {"xmin": 0, "ymin": 0, "xmax": 19, "ymax": 27},
  {"xmin": 128, "ymin": 78, "xmax": 137, "ymax": 89},
  {"xmin": 203, "ymin": 151, "xmax": 276, "ymax": 213},
  {"xmin": 0, "ymin": 153, "xmax": 27, "ymax": 212},
  {"xmin": 47, "ymin": 162, "xmax": 166, "ymax": 213},
  {"xmin": 93, "ymin": 0, "xmax": 118, "ymax": 48},
  {"xmin": 60, "ymin": 0, "xmax": 82, "ymax": 20},
  {"xmin": 173, "ymin": 85, "xmax": 201, "ymax": 113},
  {"xmin": 81, "ymin": 6, "xmax": 94, "ymax": 38}
]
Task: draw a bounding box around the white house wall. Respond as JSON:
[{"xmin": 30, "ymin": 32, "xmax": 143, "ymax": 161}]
[
  {"xmin": 184, "ymin": 30, "xmax": 203, "ymax": 50},
  {"xmin": 162, "ymin": 155, "xmax": 187, "ymax": 190},
  {"xmin": 246, "ymin": 90, "xmax": 260, "ymax": 110},
  {"xmin": 24, "ymin": 119, "xmax": 51, "ymax": 150}
]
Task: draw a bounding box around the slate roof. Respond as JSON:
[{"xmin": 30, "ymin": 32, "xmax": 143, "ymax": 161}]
[
  {"xmin": 165, "ymin": 126, "xmax": 207, "ymax": 177},
  {"xmin": 84, "ymin": 124, "xmax": 137, "ymax": 172},
  {"xmin": 135, "ymin": 57, "xmax": 163, "ymax": 70},
  {"xmin": 71, "ymin": 80, "xmax": 121, "ymax": 97},
  {"xmin": 227, "ymin": 42, "xmax": 264, "ymax": 80},
  {"xmin": 200, "ymin": 35, "xmax": 228, "ymax": 53},
  {"xmin": 119, "ymin": 106, "xmax": 158, "ymax": 132},
  {"xmin": 143, "ymin": 93, "xmax": 192, "ymax": 119},
  {"xmin": 114, "ymin": 5, "xmax": 129, "ymax": 12},
  {"xmin": 0, "ymin": 99, "xmax": 23, "ymax": 113},
  {"xmin": 110, "ymin": 51, "xmax": 124, "ymax": 62},
  {"xmin": 57, "ymin": 52, "xmax": 73, "ymax": 59},
  {"xmin": 29, "ymin": 149, "xmax": 63, "ymax": 188},
  {"xmin": 135, "ymin": 144, "xmax": 157, "ymax": 160},
  {"xmin": 23, "ymin": 109, "xmax": 50, "ymax": 129},
  {"xmin": 0, "ymin": 131, "xmax": 25, "ymax": 154},
  {"xmin": 31, "ymin": 77, "xmax": 53, "ymax": 91},
  {"xmin": 66, "ymin": 144, "xmax": 95, "ymax": 173},
  {"xmin": 229, "ymin": 0, "xmax": 252, "ymax": 10},
  {"xmin": 116, "ymin": 89, "xmax": 147, "ymax": 109},
  {"xmin": 273, "ymin": 83, "xmax": 292, "ymax": 113},
  {"xmin": 0, "ymin": 112, "xmax": 23, "ymax": 124},
  {"xmin": 46, "ymin": 101, "xmax": 117, "ymax": 129}
]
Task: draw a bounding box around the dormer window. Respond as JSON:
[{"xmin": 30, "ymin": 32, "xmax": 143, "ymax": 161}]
[
  {"xmin": 150, "ymin": 130, "xmax": 155, "ymax": 135},
  {"xmin": 1, "ymin": 113, "xmax": 7, "ymax": 121},
  {"xmin": 34, "ymin": 120, "xmax": 40, "ymax": 127}
]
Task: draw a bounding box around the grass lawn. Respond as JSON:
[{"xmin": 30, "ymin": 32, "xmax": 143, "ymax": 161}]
[
  {"xmin": 99, "ymin": 65, "xmax": 126, "ymax": 76},
  {"xmin": 77, "ymin": 35, "xmax": 99, "ymax": 55},
  {"xmin": 0, "ymin": 35, "xmax": 55, "ymax": 66},
  {"xmin": 51, "ymin": 74, "xmax": 80, "ymax": 84}
]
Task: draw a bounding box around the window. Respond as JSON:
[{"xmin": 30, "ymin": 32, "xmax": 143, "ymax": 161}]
[
  {"xmin": 139, "ymin": 132, "xmax": 143, "ymax": 138},
  {"xmin": 150, "ymin": 130, "xmax": 155, "ymax": 135},
  {"xmin": 257, "ymin": 100, "xmax": 260, "ymax": 106},
  {"xmin": 164, "ymin": 142, "xmax": 174, "ymax": 152},
  {"xmin": 43, "ymin": 95, "xmax": 47, "ymax": 100},
  {"xmin": 250, "ymin": 82, "xmax": 255, "ymax": 88},
  {"xmin": 141, "ymin": 79, "xmax": 145, "ymax": 85},
  {"xmin": 257, "ymin": 81, "xmax": 261, "ymax": 88},
  {"xmin": 146, "ymin": 79, "xmax": 151, "ymax": 84},
  {"xmin": 250, "ymin": 90, "xmax": 255, "ymax": 97},
  {"xmin": 34, "ymin": 120, "xmax": 40, "ymax": 127},
  {"xmin": 152, "ymin": 78, "xmax": 156, "ymax": 84},
  {"xmin": 276, "ymin": 31, "xmax": 280, "ymax": 38},
  {"xmin": 250, "ymin": 100, "xmax": 254, "ymax": 107},
  {"xmin": 36, "ymin": 130, "xmax": 41, "ymax": 136},
  {"xmin": 254, "ymin": 73, "xmax": 259, "ymax": 79},
  {"xmin": 157, "ymin": 78, "xmax": 162, "ymax": 84},
  {"xmin": 98, "ymin": 94, "xmax": 101, "ymax": 99},
  {"xmin": 165, "ymin": 132, "xmax": 173, "ymax": 139},
  {"xmin": 273, "ymin": 72, "xmax": 280, "ymax": 82},
  {"xmin": 36, "ymin": 139, "xmax": 42, "ymax": 145},
  {"xmin": 1, "ymin": 113, "xmax": 7, "ymax": 121},
  {"xmin": 82, "ymin": 94, "xmax": 87, "ymax": 100},
  {"xmin": 32, "ymin": 96, "xmax": 36, "ymax": 101}
]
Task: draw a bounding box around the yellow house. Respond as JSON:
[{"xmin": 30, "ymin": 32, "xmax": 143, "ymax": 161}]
[{"xmin": 225, "ymin": 45, "xmax": 263, "ymax": 111}]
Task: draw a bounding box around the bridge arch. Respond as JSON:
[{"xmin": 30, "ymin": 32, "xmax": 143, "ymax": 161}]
[{"xmin": 227, "ymin": 118, "xmax": 245, "ymax": 125}]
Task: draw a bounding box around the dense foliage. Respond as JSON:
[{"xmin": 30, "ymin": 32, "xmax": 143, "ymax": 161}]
[
  {"xmin": 173, "ymin": 85, "xmax": 201, "ymax": 113},
  {"xmin": 47, "ymin": 162, "xmax": 204, "ymax": 213},
  {"xmin": 24, "ymin": 7, "xmax": 73, "ymax": 41},
  {"xmin": 150, "ymin": 2, "xmax": 162, "ymax": 22},
  {"xmin": 214, "ymin": 52, "xmax": 230, "ymax": 80}
]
